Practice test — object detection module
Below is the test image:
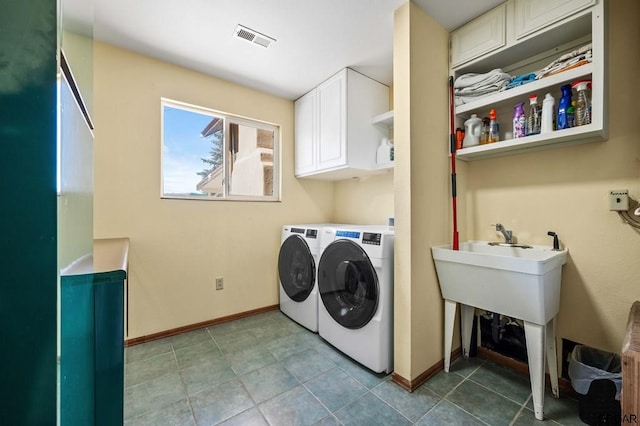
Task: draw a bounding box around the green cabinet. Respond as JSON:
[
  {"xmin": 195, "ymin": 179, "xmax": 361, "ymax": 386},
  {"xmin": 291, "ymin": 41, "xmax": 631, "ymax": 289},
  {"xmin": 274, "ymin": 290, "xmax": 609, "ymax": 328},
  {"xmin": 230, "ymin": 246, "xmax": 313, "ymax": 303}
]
[
  {"xmin": 60, "ymin": 257, "xmax": 126, "ymax": 426},
  {"xmin": 0, "ymin": 0, "xmax": 58, "ymax": 423}
]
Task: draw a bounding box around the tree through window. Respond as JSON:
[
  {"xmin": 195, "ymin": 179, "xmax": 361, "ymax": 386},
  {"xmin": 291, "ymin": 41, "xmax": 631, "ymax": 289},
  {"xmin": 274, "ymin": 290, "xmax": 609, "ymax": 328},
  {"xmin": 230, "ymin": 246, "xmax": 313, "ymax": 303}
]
[{"xmin": 161, "ymin": 99, "xmax": 279, "ymax": 201}]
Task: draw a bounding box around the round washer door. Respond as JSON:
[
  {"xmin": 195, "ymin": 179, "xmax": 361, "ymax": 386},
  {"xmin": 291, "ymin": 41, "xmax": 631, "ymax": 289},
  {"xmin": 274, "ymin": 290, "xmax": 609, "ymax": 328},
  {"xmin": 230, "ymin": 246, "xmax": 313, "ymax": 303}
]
[
  {"xmin": 278, "ymin": 234, "xmax": 316, "ymax": 302},
  {"xmin": 319, "ymin": 239, "xmax": 379, "ymax": 329}
]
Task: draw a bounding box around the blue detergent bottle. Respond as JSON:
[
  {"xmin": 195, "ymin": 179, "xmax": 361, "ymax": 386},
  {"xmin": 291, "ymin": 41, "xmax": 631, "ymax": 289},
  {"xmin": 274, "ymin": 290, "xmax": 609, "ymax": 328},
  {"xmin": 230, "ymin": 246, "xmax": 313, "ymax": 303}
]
[{"xmin": 557, "ymin": 84, "xmax": 572, "ymax": 130}]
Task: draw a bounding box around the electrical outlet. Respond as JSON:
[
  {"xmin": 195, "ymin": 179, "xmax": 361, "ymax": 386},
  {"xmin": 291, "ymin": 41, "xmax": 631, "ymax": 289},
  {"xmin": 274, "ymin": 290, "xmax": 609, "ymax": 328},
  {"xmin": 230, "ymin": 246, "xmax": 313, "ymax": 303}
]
[
  {"xmin": 215, "ymin": 277, "xmax": 224, "ymax": 290},
  {"xmin": 609, "ymin": 190, "xmax": 629, "ymax": 211}
]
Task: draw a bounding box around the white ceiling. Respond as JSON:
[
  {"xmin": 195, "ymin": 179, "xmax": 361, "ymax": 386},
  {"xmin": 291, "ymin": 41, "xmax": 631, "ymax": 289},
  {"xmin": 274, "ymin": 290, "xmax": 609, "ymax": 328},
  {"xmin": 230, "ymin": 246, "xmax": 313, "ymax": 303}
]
[{"xmin": 63, "ymin": 0, "xmax": 504, "ymax": 100}]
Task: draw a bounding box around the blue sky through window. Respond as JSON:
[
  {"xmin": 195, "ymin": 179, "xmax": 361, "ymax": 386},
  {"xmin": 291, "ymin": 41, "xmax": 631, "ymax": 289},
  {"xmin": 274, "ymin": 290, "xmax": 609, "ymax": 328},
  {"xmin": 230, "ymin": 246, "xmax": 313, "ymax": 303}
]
[{"xmin": 162, "ymin": 105, "xmax": 215, "ymax": 195}]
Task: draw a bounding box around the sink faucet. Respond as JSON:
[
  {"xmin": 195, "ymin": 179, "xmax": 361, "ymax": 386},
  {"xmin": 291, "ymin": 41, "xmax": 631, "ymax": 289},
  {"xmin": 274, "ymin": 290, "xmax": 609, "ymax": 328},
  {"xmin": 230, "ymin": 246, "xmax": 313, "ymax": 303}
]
[
  {"xmin": 547, "ymin": 231, "xmax": 560, "ymax": 250},
  {"xmin": 493, "ymin": 223, "xmax": 513, "ymax": 244}
]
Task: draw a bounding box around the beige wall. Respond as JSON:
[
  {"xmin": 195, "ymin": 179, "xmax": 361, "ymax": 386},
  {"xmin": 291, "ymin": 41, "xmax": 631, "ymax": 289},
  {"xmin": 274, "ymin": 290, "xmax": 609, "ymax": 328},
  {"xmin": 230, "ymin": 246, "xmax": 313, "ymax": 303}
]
[
  {"xmin": 93, "ymin": 42, "xmax": 334, "ymax": 338},
  {"xmin": 333, "ymin": 172, "xmax": 394, "ymax": 225},
  {"xmin": 464, "ymin": 0, "xmax": 640, "ymax": 354},
  {"xmin": 393, "ymin": 2, "xmax": 450, "ymax": 380}
]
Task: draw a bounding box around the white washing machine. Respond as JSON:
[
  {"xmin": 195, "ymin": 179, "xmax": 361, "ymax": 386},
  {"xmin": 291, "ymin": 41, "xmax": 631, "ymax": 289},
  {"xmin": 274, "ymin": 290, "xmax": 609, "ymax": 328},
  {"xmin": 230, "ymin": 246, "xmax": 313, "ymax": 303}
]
[
  {"xmin": 317, "ymin": 225, "xmax": 395, "ymax": 373},
  {"xmin": 278, "ymin": 224, "xmax": 323, "ymax": 332}
]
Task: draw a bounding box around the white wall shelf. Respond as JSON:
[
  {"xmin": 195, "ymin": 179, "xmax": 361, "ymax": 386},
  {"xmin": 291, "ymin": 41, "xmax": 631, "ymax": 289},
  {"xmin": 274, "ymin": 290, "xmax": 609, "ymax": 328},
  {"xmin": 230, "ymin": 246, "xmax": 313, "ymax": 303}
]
[
  {"xmin": 456, "ymin": 123, "xmax": 604, "ymax": 161},
  {"xmin": 372, "ymin": 110, "xmax": 394, "ymax": 129},
  {"xmin": 371, "ymin": 110, "xmax": 394, "ymax": 171},
  {"xmin": 450, "ymin": 0, "xmax": 605, "ymax": 162},
  {"xmin": 455, "ymin": 64, "xmax": 592, "ymax": 116},
  {"xmin": 374, "ymin": 161, "xmax": 394, "ymax": 171}
]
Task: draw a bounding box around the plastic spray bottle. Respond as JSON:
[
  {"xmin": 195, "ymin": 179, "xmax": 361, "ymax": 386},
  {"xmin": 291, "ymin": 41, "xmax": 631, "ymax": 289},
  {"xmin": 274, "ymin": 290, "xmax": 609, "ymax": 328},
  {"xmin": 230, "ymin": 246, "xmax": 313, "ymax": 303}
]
[
  {"xmin": 513, "ymin": 102, "xmax": 526, "ymax": 138},
  {"xmin": 526, "ymin": 94, "xmax": 541, "ymax": 136},
  {"xmin": 488, "ymin": 109, "xmax": 499, "ymax": 143},
  {"xmin": 481, "ymin": 117, "xmax": 490, "ymax": 144},
  {"xmin": 572, "ymin": 80, "xmax": 592, "ymax": 126}
]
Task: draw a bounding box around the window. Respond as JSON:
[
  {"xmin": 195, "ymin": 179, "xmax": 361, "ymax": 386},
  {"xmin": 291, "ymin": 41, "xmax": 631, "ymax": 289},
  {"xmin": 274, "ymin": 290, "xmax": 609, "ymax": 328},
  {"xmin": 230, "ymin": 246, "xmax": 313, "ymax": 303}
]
[{"xmin": 161, "ymin": 99, "xmax": 279, "ymax": 201}]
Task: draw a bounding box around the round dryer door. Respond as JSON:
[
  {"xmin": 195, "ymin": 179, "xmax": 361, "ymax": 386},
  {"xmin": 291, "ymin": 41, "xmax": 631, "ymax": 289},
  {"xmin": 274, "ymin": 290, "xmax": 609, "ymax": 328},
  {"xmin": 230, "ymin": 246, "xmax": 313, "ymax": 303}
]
[
  {"xmin": 319, "ymin": 239, "xmax": 379, "ymax": 329},
  {"xmin": 278, "ymin": 235, "xmax": 316, "ymax": 302}
]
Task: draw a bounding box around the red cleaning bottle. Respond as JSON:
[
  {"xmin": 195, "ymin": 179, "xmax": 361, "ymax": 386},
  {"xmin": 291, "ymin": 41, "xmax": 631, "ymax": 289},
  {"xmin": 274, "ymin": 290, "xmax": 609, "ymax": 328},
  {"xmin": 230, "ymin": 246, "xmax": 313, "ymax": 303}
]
[{"xmin": 488, "ymin": 109, "xmax": 499, "ymax": 143}]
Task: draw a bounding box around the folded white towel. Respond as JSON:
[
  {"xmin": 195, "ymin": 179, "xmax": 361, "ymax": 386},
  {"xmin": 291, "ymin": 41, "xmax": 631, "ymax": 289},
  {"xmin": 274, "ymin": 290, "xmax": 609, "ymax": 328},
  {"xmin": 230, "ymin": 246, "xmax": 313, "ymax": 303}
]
[
  {"xmin": 454, "ymin": 69, "xmax": 512, "ymax": 90},
  {"xmin": 454, "ymin": 69, "xmax": 512, "ymax": 105},
  {"xmin": 455, "ymin": 79, "xmax": 510, "ymax": 96}
]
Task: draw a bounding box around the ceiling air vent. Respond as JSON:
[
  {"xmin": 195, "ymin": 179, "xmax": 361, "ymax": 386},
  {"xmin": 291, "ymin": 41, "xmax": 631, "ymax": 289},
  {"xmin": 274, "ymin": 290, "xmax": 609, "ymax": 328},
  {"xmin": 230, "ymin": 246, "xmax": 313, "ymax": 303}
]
[{"xmin": 234, "ymin": 25, "xmax": 275, "ymax": 48}]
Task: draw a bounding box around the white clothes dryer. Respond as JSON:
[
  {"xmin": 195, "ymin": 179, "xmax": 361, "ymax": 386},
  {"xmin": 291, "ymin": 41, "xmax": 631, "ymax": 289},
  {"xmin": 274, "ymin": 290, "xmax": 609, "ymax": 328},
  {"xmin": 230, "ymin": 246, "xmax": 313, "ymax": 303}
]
[
  {"xmin": 317, "ymin": 225, "xmax": 395, "ymax": 373},
  {"xmin": 278, "ymin": 224, "xmax": 322, "ymax": 332}
]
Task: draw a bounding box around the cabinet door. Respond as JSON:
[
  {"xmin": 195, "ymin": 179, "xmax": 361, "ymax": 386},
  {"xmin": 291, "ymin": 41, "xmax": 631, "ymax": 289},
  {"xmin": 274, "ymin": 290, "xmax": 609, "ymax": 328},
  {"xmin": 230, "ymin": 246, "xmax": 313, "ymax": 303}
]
[
  {"xmin": 515, "ymin": 0, "xmax": 595, "ymax": 39},
  {"xmin": 294, "ymin": 90, "xmax": 316, "ymax": 176},
  {"xmin": 450, "ymin": 4, "xmax": 506, "ymax": 68},
  {"xmin": 317, "ymin": 71, "xmax": 347, "ymax": 171}
]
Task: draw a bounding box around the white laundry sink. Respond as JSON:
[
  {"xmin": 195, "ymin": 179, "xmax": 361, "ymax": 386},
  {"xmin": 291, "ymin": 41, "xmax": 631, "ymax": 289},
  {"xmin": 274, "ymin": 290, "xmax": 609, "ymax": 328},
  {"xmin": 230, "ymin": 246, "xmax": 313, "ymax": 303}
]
[
  {"xmin": 432, "ymin": 240, "xmax": 568, "ymax": 421},
  {"xmin": 431, "ymin": 241, "xmax": 567, "ymax": 325}
]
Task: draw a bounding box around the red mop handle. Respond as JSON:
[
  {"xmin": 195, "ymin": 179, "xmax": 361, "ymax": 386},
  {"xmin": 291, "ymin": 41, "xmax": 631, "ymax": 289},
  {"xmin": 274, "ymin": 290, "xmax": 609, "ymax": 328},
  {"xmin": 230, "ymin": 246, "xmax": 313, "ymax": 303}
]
[{"xmin": 449, "ymin": 76, "xmax": 459, "ymax": 250}]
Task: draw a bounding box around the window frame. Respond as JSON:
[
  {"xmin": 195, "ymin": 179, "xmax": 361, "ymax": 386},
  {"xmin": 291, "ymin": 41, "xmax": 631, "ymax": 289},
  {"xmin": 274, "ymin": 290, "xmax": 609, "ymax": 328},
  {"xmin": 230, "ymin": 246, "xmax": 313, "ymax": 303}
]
[{"xmin": 160, "ymin": 98, "xmax": 280, "ymax": 202}]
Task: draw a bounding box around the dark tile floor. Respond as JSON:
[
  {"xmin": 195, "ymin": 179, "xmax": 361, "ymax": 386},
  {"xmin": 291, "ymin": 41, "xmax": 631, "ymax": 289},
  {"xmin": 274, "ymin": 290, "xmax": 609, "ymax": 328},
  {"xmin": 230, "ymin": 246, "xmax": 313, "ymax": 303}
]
[{"xmin": 124, "ymin": 310, "xmax": 583, "ymax": 425}]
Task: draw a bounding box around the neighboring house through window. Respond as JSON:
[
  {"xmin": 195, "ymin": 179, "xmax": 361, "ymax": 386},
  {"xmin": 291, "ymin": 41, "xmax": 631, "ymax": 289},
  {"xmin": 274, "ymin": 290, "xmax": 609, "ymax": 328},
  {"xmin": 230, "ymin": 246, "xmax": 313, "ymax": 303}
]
[{"xmin": 161, "ymin": 99, "xmax": 279, "ymax": 201}]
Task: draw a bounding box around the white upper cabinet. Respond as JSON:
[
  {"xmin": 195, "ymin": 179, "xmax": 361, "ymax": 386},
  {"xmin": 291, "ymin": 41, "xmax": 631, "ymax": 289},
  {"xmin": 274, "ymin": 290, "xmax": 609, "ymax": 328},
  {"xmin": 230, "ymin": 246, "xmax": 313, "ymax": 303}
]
[
  {"xmin": 294, "ymin": 90, "xmax": 316, "ymax": 176},
  {"xmin": 294, "ymin": 68, "xmax": 389, "ymax": 180},
  {"xmin": 451, "ymin": 4, "xmax": 506, "ymax": 68},
  {"xmin": 515, "ymin": 0, "xmax": 596, "ymax": 39},
  {"xmin": 317, "ymin": 72, "xmax": 347, "ymax": 171}
]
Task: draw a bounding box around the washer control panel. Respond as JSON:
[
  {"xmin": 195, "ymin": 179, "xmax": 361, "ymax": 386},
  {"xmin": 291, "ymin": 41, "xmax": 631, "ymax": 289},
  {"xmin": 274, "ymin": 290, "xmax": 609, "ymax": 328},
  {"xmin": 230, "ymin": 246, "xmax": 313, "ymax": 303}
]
[
  {"xmin": 362, "ymin": 232, "xmax": 381, "ymax": 246},
  {"xmin": 336, "ymin": 230, "xmax": 361, "ymax": 239}
]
